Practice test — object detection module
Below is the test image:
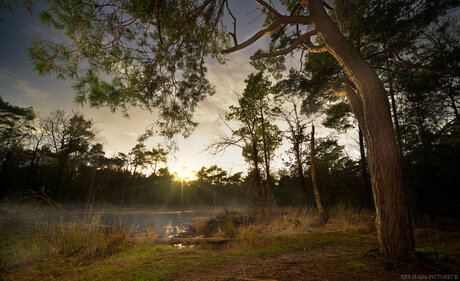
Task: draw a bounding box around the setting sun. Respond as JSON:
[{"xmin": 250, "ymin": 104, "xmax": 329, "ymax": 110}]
[{"xmin": 173, "ymin": 167, "xmax": 197, "ymax": 182}]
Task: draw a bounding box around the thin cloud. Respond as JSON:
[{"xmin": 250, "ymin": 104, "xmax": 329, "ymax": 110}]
[
  {"xmin": 21, "ymin": 24, "xmax": 66, "ymax": 43},
  {"xmin": 15, "ymin": 79, "xmax": 48, "ymax": 99},
  {"xmin": 0, "ymin": 67, "xmax": 48, "ymax": 100},
  {"xmin": 125, "ymin": 131, "xmax": 139, "ymax": 138}
]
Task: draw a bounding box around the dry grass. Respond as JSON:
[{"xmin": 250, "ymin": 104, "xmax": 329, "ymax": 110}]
[
  {"xmin": 135, "ymin": 225, "xmax": 159, "ymax": 246},
  {"xmin": 229, "ymin": 206, "xmax": 374, "ymax": 251},
  {"xmin": 0, "ymin": 212, "xmax": 159, "ymax": 272},
  {"xmin": 243, "ymin": 206, "xmax": 374, "ymax": 235},
  {"xmin": 192, "ymin": 206, "xmax": 376, "ymax": 250},
  {"xmin": 325, "ymin": 206, "xmax": 375, "ymax": 234},
  {"xmin": 195, "ymin": 218, "xmax": 217, "ymax": 237},
  {"xmin": 0, "ymin": 205, "xmax": 375, "ymax": 273}
]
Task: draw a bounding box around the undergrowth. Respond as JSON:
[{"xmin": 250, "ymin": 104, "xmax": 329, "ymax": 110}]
[{"xmin": 0, "ymin": 213, "xmax": 155, "ymax": 272}]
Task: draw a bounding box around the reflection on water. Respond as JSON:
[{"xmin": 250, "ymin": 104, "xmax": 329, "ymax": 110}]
[
  {"xmin": 173, "ymin": 243, "xmax": 194, "ymax": 249},
  {"xmin": 0, "ymin": 206, "xmax": 220, "ymax": 237},
  {"xmin": 164, "ymin": 221, "xmax": 189, "ymax": 237}
]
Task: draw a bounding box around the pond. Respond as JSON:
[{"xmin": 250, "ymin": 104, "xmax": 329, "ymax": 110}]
[{"xmin": 0, "ymin": 205, "xmax": 222, "ymax": 237}]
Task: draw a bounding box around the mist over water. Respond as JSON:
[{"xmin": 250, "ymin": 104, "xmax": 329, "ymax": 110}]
[{"xmin": 0, "ymin": 204, "xmax": 226, "ymax": 236}]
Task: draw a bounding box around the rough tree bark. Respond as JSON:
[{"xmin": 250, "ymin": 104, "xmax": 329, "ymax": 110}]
[
  {"xmin": 306, "ymin": 0, "xmax": 415, "ymax": 259},
  {"xmin": 310, "ymin": 123, "xmax": 328, "ymax": 224}
]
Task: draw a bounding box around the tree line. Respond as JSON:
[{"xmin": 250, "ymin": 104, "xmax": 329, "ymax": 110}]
[{"xmin": 0, "ymin": 96, "xmax": 377, "ymax": 209}]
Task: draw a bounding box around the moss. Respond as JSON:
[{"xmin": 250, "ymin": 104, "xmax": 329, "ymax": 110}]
[
  {"xmin": 346, "ymin": 261, "xmax": 371, "ymax": 271},
  {"xmin": 251, "ymin": 246, "xmax": 292, "ymax": 256},
  {"xmin": 416, "ymin": 247, "xmax": 459, "ymax": 264}
]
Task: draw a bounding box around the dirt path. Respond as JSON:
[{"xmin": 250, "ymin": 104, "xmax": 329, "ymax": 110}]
[{"xmin": 165, "ymin": 243, "xmax": 456, "ymax": 281}]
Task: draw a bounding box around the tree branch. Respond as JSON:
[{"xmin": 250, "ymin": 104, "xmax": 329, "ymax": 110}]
[
  {"xmin": 154, "ymin": 0, "xmax": 163, "ymax": 45},
  {"xmin": 225, "ymin": 0, "xmax": 238, "ymax": 46},
  {"xmin": 206, "ymin": 137, "xmax": 244, "ymax": 156},
  {"xmin": 304, "ymin": 37, "xmax": 328, "ymax": 53},
  {"xmin": 366, "ymin": 49, "xmax": 460, "ymax": 77},
  {"xmin": 321, "ymin": 1, "xmax": 333, "ymax": 10},
  {"xmin": 222, "ymin": 21, "xmax": 282, "ymax": 54},
  {"xmin": 256, "ymin": 0, "xmax": 282, "ymax": 18},
  {"xmin": 251, "ymin": 30, "xmax": 318, "ymax": 59},
  {"xmin": 221, "ymin": 0, "xmax": 311, "ymax": 55}
]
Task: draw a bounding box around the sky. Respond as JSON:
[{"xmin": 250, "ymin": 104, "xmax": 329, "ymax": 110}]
[{"xmin": 0, "ymin": 1, "xmax": 360, "ymax": 180}]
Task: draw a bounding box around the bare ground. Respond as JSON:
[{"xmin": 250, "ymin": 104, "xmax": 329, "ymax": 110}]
[{"xmin": 166, "ymin": 238, "xmax": 458, "ymax": 281}]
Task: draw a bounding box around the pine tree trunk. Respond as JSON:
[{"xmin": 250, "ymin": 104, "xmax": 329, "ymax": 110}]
[
  {"xmin": 310, "ymin": 123, "xmax": 327, "ymax": 224},
  {"xmin": 307, "ymin": 0, "xmax": 415, "ymax": 259}
]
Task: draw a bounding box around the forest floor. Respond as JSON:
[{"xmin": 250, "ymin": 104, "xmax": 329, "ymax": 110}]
[{"xmin": 1, "ymin": 207, "xmax": 459, "ymax": 281}]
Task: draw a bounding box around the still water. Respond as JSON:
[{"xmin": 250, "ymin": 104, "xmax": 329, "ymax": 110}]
[{"xmin": 0, "ymin": 205, "xmax": 221, "ymax": 237}]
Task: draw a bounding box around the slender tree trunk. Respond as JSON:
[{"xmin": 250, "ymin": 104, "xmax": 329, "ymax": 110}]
[
  {"xmin": 29, "ymin": 153, "xmax": 41, "ymax": 188},
  {"xmin": 449, "ymin": 94, "xmax": 460, "ymax": 121},
  {"xmin": 293, "ymin": 141, "xmax": 305, "ymax": 212},
  {"xmin": 88, "ymin": 167, "xmax": 97, "ymax": 204},
  {"xmin": 383, "ymin": 43, "xmax": 404, "ymax": 160},
  {"xmin": 388, "ymin": 74, "xmax": 404, "ymax": 153},
  {"xmin": 310, "ymin": 123, "xmax": 327, "ymax": 223},
  {"xmin": 54, "ymin": 155, "xmax": 68, "ymax": 199},
  {"xmin": 442, "ymin": 82, "xmax": 460, "ymax": 121},
  {"xmin": 252, "ymin": 140, "xmax": 263, "ymax": 205},
  {"xmin": 26, "ymin": 142, "xmax": 40, "ymax": 186},
  {"xmin": 259, "ymin": 109, "xmax": 272, "ymax": 204},
  {"xmin": 296, "ymin": 147, "xmax": 307, "ymax": 207},
  {"xmin": 358, "ymin": 127, "xmax": 372, "ymax": 209},
  {"xmin": 307, "ymin": 0, "xmax": 415, "ymax": 259},
  {"xmin": 120, "ymin": 185, "xmax": 127, "ymax": 208},
  {"xmin": 213, "ymin": 187, "xmax": 216, "ymax": 207}
]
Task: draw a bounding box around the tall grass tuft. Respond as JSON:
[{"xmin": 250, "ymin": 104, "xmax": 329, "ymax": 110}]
[
  {"xmin": 0, "ymin": 211, "xmax": 160, "ymax": 272},
  {"xmin": 49, "ymin": 216, "xmax": 132, "ymax": 259},
  {"xmin": 325, "ymin": 206, "xmax": 375, "ymax": 233}
]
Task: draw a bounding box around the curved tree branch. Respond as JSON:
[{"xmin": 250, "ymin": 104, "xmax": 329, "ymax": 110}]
[
  {"xmin": 366, "ymin": 49, "xmax": 460, "ymax": 77},
  {"xmin": 222, "ymin": 21, "xmax": 282, "ymax": 54},
  {"xmin": 251, "ymin": 30, "xmax": 318, "ymax": 59},
  {"xmin": 225, "ymin": 0, "xmax": 238, "ymax": 46},
  {"xmin": 222, "ymin": 0, "xmax": 311, "ymax": 55},
  {"xmin": 256, "ymin": 0, "xmax": 282, "ymax": 18}
]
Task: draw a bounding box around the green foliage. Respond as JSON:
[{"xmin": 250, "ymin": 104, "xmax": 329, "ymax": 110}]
[
  {"xmin": 225, "ymin": 72, "xmax": 282, "ymax": 165},
  {"xmin": 0, "ymin": 97, "xmax": 36, "ymax": 152},
  {"xmin": 345, "ymin": 261, "xmax": 370, "ymax": 271},
  {"xmin": 0, "ymin": 97, "xmax": 36, "ymax": 195},
  {"xmin": 197, "ymin": 165, "xmax": 227, "ymax": 185},
  {"xmin": 28, "ymin": 0, "xmax": 231, "ymax": 138},
  {"xmin": 322, "ymin": 102, "xmax": 353, "ymax": 132}
]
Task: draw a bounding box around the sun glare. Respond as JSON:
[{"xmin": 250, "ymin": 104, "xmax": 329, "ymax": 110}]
[{"xmin": 174, "ymin": 167, "xmax": 197, "ymax": 182}]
